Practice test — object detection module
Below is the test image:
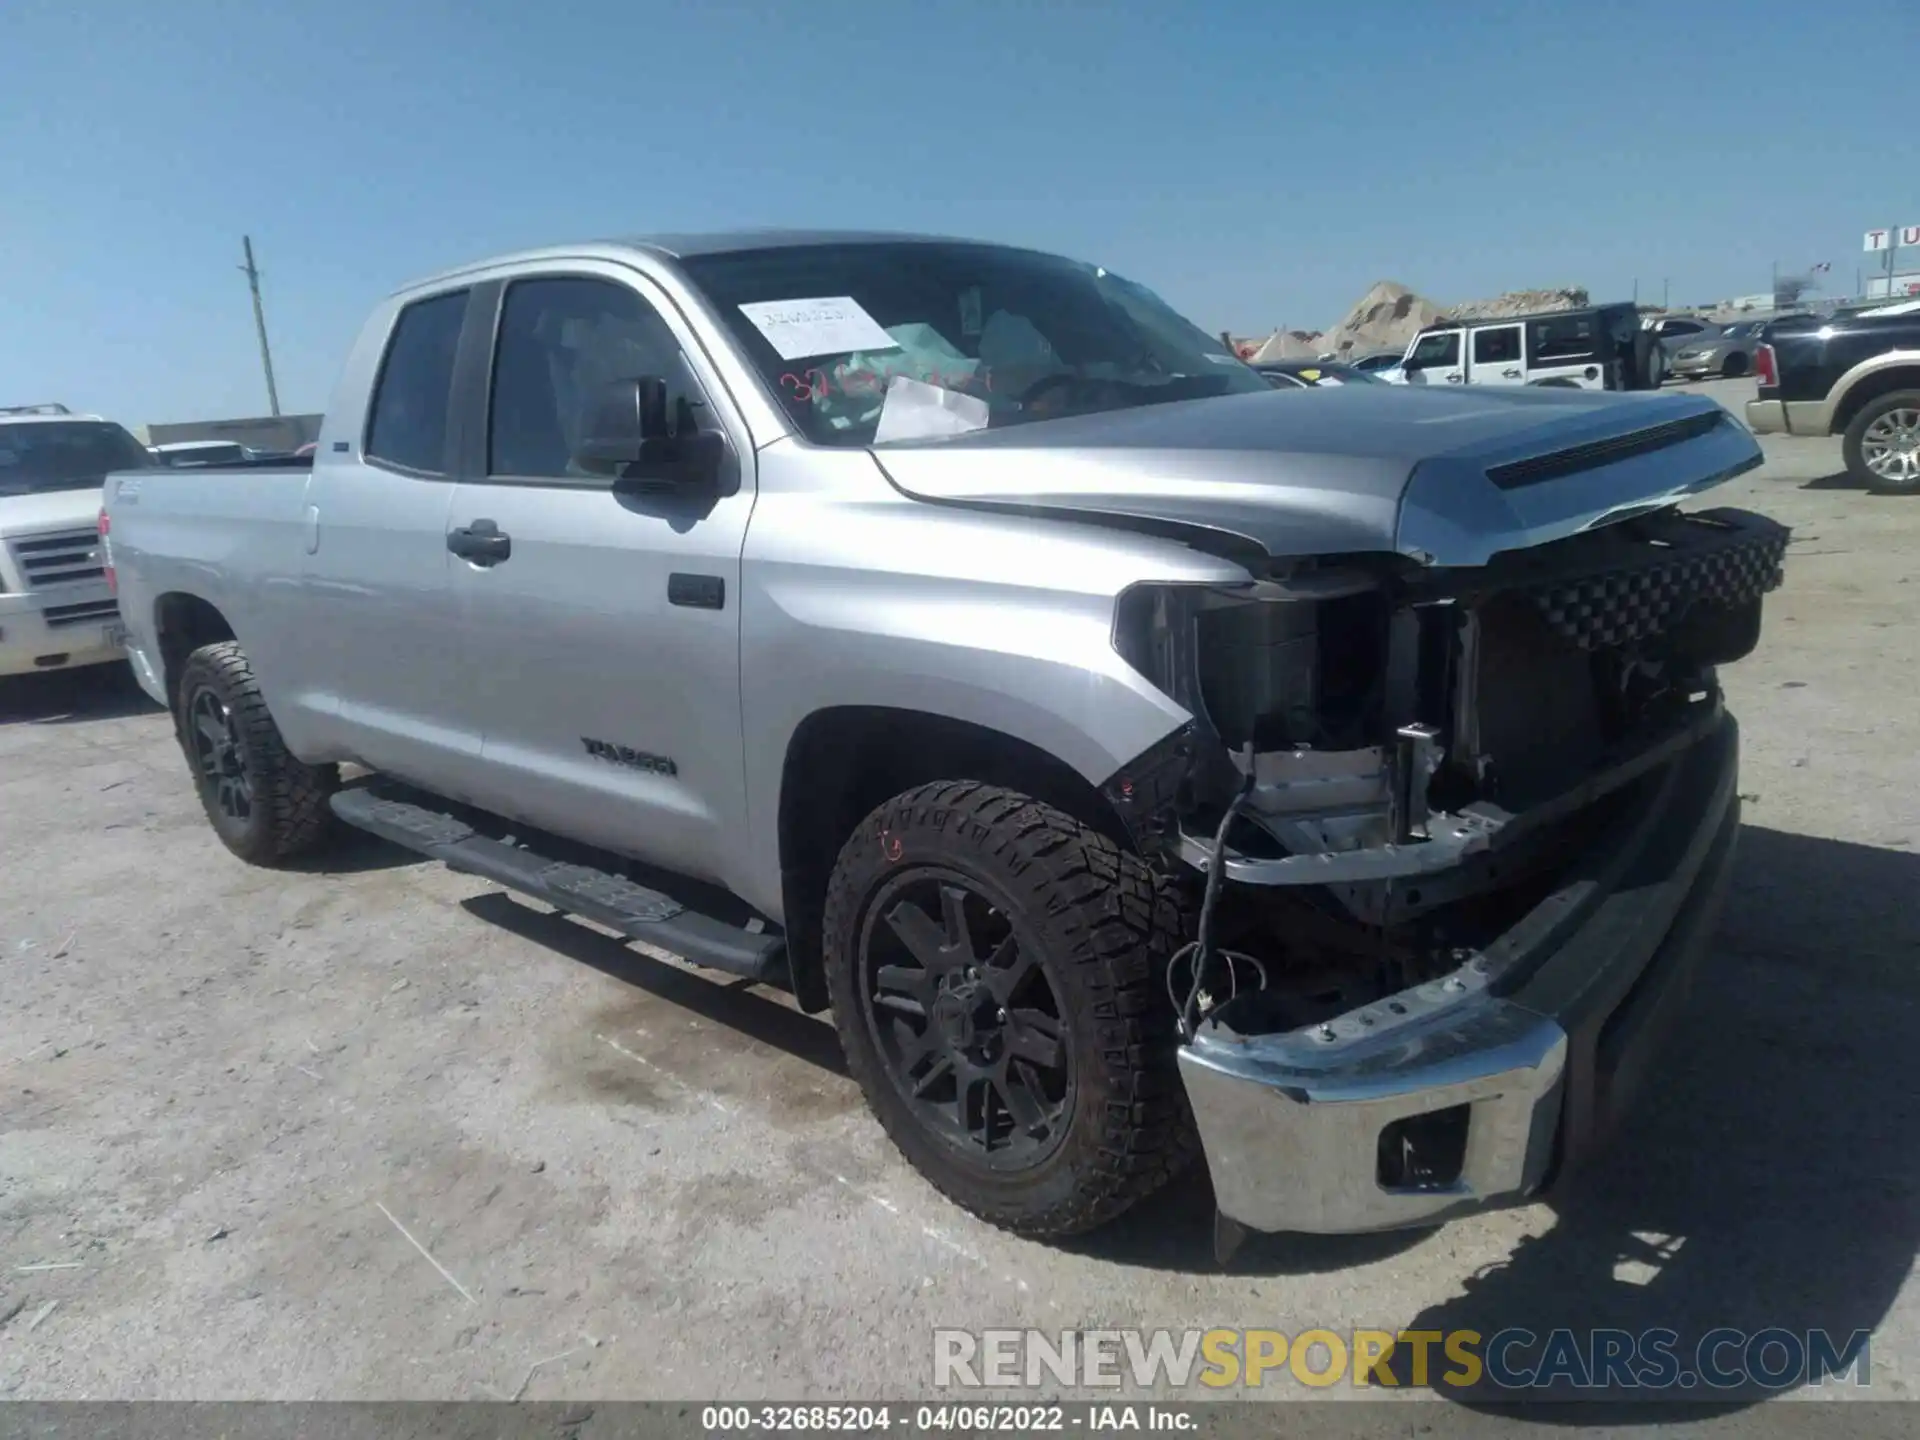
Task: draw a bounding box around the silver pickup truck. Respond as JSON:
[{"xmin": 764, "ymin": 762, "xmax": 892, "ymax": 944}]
[{"xmin": 102, "ymin": 231, "xmax": 1788, "ymax": 1250}]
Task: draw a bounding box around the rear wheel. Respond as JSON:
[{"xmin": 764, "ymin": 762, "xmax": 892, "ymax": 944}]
[
  {"xmin": 175, "ymin": 641, "xmax": 337, "ymax": 864},
  {"xmin": 1842, "ymin": 391, "xmax": 1920, "ymax": 495},
  {"xmin": 822, "ymin": 780, "xmax": 1195, "ymax": 1237}
]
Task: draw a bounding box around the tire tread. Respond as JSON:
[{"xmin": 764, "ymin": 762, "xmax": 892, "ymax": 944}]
[{"xmin": 822, "ymin": 779, "xmax": 1197, "ymax": 1239}]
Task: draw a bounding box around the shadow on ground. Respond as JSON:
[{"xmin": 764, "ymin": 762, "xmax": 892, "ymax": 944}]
[
  {"xmin": 1388, "ymin": 824, "xmax": 1918, "ymax": 1414},
  {"xmin": 1065, "ymin": 824, "xmax": 1917, "ymax": 1416},
  {"xmin": 461, "ymin": 889, "xmax": 847, "ymax": 1077},
  {"xmin": 1800, "ymin": 469, "xmax": 1864, "ymax": 491},
  {"xmin": 0, "ymin": 664, "xmax": 162, "ymax": 724},
  {"xmin": 468, "ymin": 815, "xmax": 1916, "ymax": 1404}
]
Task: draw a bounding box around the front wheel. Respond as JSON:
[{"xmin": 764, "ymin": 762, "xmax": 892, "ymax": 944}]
[
  {"xmin": 1842, "ymin": 391, "xmax": 1920, "ymax": 495},
  {"xmin": 174, "ymin": 640, "xmax": 337, "ymax": 864},
  {"xmin": 822, "ymin": 781, "xmax": 1195, "ymax": 1238}
]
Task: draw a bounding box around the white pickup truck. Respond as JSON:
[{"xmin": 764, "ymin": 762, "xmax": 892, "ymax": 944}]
[{"xmin": 0, "ymin": 404, "xmax": 144, "ymax": 678}]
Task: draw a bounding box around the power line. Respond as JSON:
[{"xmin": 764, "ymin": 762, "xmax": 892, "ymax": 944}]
[{"xmin": 239, "ymin": 236, "xmax": 282, "ymax": 417}]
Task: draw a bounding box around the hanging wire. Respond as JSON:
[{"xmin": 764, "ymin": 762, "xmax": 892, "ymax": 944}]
[{"xmin": 1167, "ymin": 756, "xmax": 1269, "ymax": 1040}]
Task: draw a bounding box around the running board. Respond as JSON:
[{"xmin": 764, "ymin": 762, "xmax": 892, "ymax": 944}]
[{"xmin": 329, "ymin": 786, "xmax": 787, "ymax": 983}]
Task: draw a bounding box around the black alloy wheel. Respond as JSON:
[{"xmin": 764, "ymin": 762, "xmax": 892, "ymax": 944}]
[
  {"xmin": 821, "ymin": 780, "xmax": 1196, "ymax": 1238},
  {"xmin": 858, "ymin": 868, "xmax": 1073, "ymax": 1170},
  {"xmin": 172, "ymin": 640, "xmax": 336, "ymax": 864},
  {"xmin": 187, "ymin": 683, "xmax": 253, "ymax": 824}
]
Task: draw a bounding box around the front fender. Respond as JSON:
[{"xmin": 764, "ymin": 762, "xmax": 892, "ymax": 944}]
[{"xmin": 736, "ymin": 457, "xmax": 1247, "ymax": 917}]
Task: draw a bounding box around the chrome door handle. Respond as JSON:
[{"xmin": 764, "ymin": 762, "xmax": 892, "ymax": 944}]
[{"xmin": 1502, "ymin": 368, "xmax": 1522, "ymax": 378}]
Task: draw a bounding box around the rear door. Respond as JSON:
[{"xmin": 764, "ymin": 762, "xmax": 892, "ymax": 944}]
[
  {"xmin": 1402, "ymin": 329, "xmax": 1465, "ymax": 386},
  {"xmin": 1467, "ymin": 323, "xmax": 1526, "ymax": 385},
  {"xmin": 1526, "ymin": 311, "xmax": 1607, "ymax": 388},
  {"xmin": 444, "ymin": 263, "xmax": 755, "ymax": 886},
  {"xmin": 297, "ymin": 288, "xmax": 480, "ymax": 794}
]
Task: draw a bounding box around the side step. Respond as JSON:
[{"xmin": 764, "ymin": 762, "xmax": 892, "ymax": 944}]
[{"xmin": 329, "ymin": 786, "xmax": 787, "ymax": 983}]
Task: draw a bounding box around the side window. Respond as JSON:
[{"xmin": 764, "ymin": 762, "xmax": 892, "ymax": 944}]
[
  {"xmin": 1408, "ymin": 331, "xmax": 1460, "ymax": 366},
  {"xmin": 1472, "ymin": 326, "xmax": 1521, "ymax": 365},
  {"xmin": 366, "ymin": 291, "xmax": 468, "ymax": 474},
  {"xmin": 1530, "ymin": 313, "xmax": 1598, "ymax": 362},
  {"xmin": 488, "ymin": 276, "xmax": 711, "ymax": 480}
]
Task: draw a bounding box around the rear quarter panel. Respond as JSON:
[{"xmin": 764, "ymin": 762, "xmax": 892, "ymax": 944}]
[{"xmin": 106, "ymin": 465, "xmax": 316, "ymax": 712}]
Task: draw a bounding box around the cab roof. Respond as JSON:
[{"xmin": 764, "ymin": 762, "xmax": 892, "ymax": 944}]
[{"xmin": 394, "ymin": 229, "xmax": 1006, "ymax": 297}]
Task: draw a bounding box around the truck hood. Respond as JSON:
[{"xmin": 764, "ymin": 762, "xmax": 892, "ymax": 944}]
[
  {"xmin": 868, "ymin": 384, "xmax": 1762, "ymax": 568},
  {"xmin": 0, "ymin": 485, "xmax": 108, "ymax": 535}
]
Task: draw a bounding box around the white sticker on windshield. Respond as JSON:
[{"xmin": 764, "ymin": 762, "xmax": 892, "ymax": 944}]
[
  {"xmin": 736, "ymin": 297, "xmax": 900, "ymax": 362},
  {"xmin": 1205, "ymin": 353, "xmax": 1242, "ymax": 364},
  {"xmin": 872, "ymin": 376, "xmax": 989, "ymax": 445}
]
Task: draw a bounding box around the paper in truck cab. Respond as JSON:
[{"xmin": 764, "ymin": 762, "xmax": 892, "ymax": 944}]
[{"xmin": 737, "ymin": 297, "xmax": 900, "ymax": 362}]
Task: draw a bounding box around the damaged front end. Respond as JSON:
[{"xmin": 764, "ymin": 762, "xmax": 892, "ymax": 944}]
[{"xmin": 1103, "ymin": 504, "xmax": 1787, "ymax": 1242}]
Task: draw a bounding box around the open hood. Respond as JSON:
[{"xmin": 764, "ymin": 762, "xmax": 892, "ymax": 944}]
[{"xmin": 868, "ymin": 384, "xmax": 1762, "ymax": 569}]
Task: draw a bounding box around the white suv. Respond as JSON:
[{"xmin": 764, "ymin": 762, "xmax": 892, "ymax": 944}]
[
  {"xmin": 1400, "ymin": 303, "xmax": 1661, "ymax": 392},
  {"xmin": 0, "ymin": 404, "xmax": 150, "ymax": 678}
]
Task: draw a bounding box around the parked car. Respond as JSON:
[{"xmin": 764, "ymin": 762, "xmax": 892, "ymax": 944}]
[
  {"xmin": 1750, "ymin": 308, "xmax": 1920, "ymax": 492},
  {"xmin": 1401, "ymin": 303, "xmax": 1661, "ymax": 390},
  {"xmin": 1252, "ymin": 360, "xmax": 1384, "ymax": 388},
  {"xmin": 0, "ymin": 402, "xmax": 149, "ymax": 677},
  {"xmin": 1346, "ymin": 351, "xmax": 1405, "ymax": 376},
  {"xmin": 1667, "ymin": 319, "xmax": 1767, "ymax": 381},
  {"xmin": 103, "ymin": 230, "xmax": 1785, "ymax": 1246}
]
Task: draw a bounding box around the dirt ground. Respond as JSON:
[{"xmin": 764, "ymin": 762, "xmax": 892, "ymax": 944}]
[{"xmin": 2, "ymin": 377, "xmax": 1916, "ymax": 1410}]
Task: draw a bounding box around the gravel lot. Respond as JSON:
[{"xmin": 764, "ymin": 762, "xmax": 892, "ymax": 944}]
[{"xmin": 3, "ymin": 378, "xmax": 1915, "ymax": 1410}]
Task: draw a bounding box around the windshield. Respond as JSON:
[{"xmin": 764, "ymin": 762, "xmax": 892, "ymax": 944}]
[
  {"xmin": 680, "ymin": 242, "xmax": 1269, "ymax": 446},
  {"xmin": 0, "ymin": 420, "xmax": 153, "ymax": 495}
]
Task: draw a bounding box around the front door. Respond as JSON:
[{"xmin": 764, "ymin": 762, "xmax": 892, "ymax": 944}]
[
  {"xmin": 299, "ymin": 287, "xmax": 481, "ymax": 795},
  {"xmin": 1402, "ymin": 329, "xmax": 1465, "ymax": 386},
  {"xmin": 1467, "ymin": 323, "xmax": 1526, "ymax": 385},
  {"xmin": 445, "ymin": 266, "xmax": 754, "ymax": 889}
]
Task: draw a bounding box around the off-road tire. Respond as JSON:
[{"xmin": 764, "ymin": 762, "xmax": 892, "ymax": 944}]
[
  {"xmin": 174, "ymin": 640, "xmax": 337, "ymax": 865},
  {"xmin": 822, "ymin": 780, "xmax": 1197, "ymax": 1238},
  {"xmin": 1841, "ymin": 389, "xmax": 1920, "ymax": 495}
]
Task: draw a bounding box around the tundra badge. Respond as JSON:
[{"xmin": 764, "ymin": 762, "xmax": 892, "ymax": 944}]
[{"xmin": 581, "ymin": 738, "xmax": 678, "ymax": 776}]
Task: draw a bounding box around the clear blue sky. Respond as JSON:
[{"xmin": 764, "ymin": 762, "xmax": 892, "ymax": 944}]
[{"xmin": 3, "ymin": 0, "xmax": 1912, "ymax": 425}]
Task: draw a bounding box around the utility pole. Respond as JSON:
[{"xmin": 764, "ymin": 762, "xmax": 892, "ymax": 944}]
[
  {"xmin": 1662, "ymin": 277, "xmax": 1670, "ymax": 309},
  {"xmin": 1632, "ymin": 277, "xmax": 1639, "ymax": 305},
  {"xmin": 239, "ymin": 236, "xmax": 282, "ymax": 417}
]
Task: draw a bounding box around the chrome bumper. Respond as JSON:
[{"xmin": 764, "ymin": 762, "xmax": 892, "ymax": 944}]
[
  {"xmin": 1745, "ymin": 397, "xmax": 1826, "ymax": 436},
  {"xmin": 1177, "ymin": 715, "xmax": 1741, "ymax": 1235}
]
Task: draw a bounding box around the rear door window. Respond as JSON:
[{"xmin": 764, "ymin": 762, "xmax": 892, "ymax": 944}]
[
  {"xmin": 1529, "ymin": 313, "xmax": 1598, "ymax": 364},
  {"xmin": 365, "ymin": 291, "xmax": 468, "ymax": 474}
]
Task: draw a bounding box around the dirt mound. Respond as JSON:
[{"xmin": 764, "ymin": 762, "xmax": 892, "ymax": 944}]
[
  {"xmin": 1247, "ymin": 328, "xmax": 1325, "ymax": 363},
  {"xmin": 1247, "ymin": 282, "xmax": 1591, "ymax": 364},
  {"xmin": 1310, "ymin": 281, "xmax": 1447, "ymax": 361}
]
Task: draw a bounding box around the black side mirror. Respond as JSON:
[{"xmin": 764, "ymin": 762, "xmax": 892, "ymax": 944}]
[{"xmin": 572, "ymin": 376, "xmax": 726, "ymax": 488}]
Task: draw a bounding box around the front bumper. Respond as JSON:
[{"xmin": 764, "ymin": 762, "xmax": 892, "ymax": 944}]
[
  {"xmin": 1177, "ymin": 712, "xmax": 1740, "ymax": 1235},
  {"xmin": 0, "ymin": 588, "xmax": 126, "ymax": 679}
]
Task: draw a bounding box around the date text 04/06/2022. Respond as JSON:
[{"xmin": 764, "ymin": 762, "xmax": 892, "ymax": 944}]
[{"xmin": 699, "ymin": 1404, "xmax": 1194, "ymax": 1432}]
